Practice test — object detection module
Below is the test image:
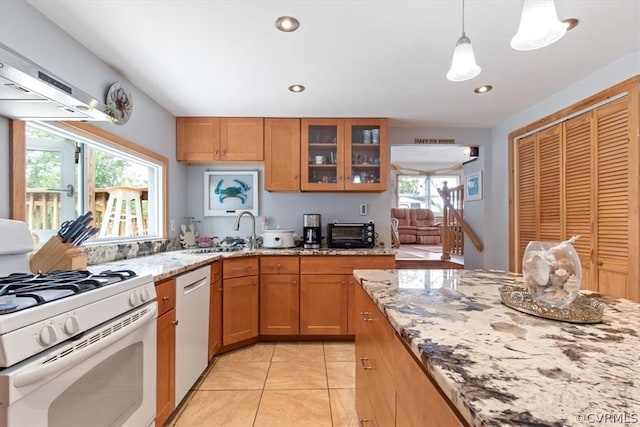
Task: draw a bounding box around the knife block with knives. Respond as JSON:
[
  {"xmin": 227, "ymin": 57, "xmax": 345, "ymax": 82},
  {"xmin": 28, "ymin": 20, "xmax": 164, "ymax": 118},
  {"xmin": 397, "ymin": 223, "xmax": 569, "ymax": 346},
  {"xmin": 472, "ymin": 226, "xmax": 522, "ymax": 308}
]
[
  {"xmin": 29, "ymin": 211, "xmax": 97, "ymax": 273},
  {"xmin": 30, "ymin": 236, "xmax": 87, "ymax": 273}
]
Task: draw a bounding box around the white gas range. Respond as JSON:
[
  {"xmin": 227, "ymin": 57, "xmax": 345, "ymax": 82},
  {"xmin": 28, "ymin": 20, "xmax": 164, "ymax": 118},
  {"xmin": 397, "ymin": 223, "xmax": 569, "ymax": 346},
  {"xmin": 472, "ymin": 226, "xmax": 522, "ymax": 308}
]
[{"xmin": 0, "ymin": 218, "xmax": 157, "ymax": 427}]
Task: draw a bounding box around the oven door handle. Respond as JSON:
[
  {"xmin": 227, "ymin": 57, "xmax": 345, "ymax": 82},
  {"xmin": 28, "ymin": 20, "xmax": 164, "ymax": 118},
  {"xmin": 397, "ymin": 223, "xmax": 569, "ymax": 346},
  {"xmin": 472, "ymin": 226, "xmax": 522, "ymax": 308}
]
[{"xmin": 14, "ymin": 304, "xmax": 157, "ymax": 388}]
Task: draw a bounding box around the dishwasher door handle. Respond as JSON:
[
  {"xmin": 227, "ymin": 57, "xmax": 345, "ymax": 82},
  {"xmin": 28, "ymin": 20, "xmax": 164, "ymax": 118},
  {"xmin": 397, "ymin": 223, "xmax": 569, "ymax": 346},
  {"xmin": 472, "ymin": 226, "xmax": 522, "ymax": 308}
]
[{"xmin": 182, "ymin": 277, "xmax": 208, "ymax": 295}]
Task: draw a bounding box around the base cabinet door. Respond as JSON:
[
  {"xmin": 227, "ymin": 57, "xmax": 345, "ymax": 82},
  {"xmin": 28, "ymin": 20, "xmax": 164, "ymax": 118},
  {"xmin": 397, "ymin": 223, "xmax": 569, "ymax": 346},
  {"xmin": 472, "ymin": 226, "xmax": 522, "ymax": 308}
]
[
  {"xmin": 300, "ymin": 274, "xmax": 348, "ymax": 335},
  {"xmin": 156, "ymin": 310, "xmax": 176, "ymax": 427},
  {"xmin": 260, "ymin": 274, "xmax": 300, "ymax": 335},
  {"xmin": 208, "ymin": 261, "xmax": 222, "ymax": 360},
  {"xmin": 223, "ymin": 275, "xmax": 259, "ymax": 345},
  {"xmin": 155, "ymin": 278, "xmax": 176, "ymax": 427}
]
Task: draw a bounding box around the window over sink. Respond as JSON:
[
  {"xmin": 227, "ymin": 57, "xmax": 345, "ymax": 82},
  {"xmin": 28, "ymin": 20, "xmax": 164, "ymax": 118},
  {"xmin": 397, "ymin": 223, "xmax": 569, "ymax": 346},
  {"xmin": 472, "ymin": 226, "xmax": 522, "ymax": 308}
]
[{"xmin": 10, "ymin": 120, "xmax": 168, "ymax": 246}]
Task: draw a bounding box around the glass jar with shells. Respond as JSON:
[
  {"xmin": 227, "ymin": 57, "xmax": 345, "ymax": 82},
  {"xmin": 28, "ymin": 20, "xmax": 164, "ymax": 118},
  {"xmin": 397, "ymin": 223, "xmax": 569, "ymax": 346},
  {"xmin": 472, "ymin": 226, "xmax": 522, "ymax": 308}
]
[{"xmin": 522, "ymin": 237, "xmax": 582, "ymax": 308}]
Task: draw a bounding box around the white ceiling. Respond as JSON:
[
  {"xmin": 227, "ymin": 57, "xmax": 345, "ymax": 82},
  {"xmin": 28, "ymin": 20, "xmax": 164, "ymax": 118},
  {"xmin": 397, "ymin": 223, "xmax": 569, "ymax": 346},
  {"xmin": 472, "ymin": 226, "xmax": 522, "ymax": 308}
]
[{"xmin": 27, "ymin": 0, "xmax": 640, "ymax": 128}]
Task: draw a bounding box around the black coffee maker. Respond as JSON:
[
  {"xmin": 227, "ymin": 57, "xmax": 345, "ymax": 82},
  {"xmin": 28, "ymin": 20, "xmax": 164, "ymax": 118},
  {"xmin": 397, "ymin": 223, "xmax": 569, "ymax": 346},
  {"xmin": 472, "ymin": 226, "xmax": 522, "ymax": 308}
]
[{"xmin": 303, "ymin": 214, "xmax": 321, "ymax": 249}]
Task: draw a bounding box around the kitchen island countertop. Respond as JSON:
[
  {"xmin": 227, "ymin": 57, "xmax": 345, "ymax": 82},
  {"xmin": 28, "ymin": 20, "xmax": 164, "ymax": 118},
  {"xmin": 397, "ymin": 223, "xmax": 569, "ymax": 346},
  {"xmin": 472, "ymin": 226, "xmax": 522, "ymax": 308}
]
[
  {"xmin": 93, "ymin": 247, "xmax": 395, "ymax": 282},
  {"xmin": 353, "ymin": 268, "xmax": 640, "ymax": 427}
]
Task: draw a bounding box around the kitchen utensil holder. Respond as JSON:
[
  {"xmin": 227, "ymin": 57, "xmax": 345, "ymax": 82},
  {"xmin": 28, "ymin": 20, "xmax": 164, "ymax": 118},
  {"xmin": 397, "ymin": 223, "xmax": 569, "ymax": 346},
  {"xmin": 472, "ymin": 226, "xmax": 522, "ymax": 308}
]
[{"xmin": 30, "ymin": 236, "xmax": 88, "ymax": 273}]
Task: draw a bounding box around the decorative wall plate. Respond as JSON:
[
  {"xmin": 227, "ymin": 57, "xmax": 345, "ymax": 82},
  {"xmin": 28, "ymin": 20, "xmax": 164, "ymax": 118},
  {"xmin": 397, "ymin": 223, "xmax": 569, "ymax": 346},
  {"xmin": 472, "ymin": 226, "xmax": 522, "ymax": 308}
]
[
  {"xmin": 106, "ymin": 82, "xmax": 133, "ymax": 125},
  {"xmin": 499, "ymin": 285, "xmax": 604, "ymax": 323}
]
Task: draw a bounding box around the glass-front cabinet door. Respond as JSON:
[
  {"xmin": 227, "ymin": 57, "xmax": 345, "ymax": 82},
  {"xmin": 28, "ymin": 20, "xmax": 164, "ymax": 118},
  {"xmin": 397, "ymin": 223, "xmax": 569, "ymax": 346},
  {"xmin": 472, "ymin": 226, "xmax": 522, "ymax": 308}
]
[
  {"xmin": 301, "ymin": 119, "xmax": 345, "ymax": 191},
  {"xmin": 344, "ymin": 118, "xmax": 388, "ymax": 191}
]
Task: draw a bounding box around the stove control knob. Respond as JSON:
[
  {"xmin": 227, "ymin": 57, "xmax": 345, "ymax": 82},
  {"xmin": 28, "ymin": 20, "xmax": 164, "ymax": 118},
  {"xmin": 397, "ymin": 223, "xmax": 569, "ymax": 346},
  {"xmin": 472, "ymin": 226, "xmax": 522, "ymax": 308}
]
[
  {"xmin": 63, "ymin": 316, "xmax": 80, "ymax": 336},
  {"xmin": 129, "ymin": 292, "xmax": 140, "ymax": 307},
  {"xmin": 140, "ymin": 288, "xmax": 152, "ymax": 302},
  {"xmin": 38, "ymin": 325, "xmax": 57, "ymax": 347}
]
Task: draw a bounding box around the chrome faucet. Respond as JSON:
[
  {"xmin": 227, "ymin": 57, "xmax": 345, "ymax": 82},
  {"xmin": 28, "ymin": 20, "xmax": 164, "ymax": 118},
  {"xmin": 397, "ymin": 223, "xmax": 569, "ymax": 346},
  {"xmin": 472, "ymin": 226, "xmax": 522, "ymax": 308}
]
[{"xmin": 233, "ymin": 210, "xmax": 257, "ymax": 250}]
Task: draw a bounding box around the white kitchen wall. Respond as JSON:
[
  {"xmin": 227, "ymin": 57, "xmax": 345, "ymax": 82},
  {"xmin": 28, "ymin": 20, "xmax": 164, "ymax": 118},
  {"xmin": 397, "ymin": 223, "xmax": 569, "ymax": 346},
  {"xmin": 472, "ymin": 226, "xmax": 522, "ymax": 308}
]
[
  {"xmin": 0, "ymin": 0, "xmax": 187, "ymax": 237},
  {"xmin": 486, "ymin": 50, "xmax": 640, "ymax": 271}
]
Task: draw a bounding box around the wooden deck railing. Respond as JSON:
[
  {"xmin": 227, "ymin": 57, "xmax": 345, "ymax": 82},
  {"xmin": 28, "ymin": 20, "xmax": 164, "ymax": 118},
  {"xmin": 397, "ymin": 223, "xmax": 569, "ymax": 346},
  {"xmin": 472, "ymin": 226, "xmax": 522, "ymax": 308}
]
[
  {"xmin": 25, "ymin": 188, "xmax": 148, "ymax": 234},
  {"xmin": 438, "ymin": 182, "xmax": 484, "ymax": 260}
]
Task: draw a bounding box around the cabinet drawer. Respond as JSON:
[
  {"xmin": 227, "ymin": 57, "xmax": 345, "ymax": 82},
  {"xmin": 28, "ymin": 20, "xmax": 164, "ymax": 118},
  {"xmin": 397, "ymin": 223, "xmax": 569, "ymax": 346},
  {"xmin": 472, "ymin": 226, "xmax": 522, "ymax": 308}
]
[
  {"xmin": 300, "ymin": 256, "xmax": 394, "ymax": 274},
  {"xmin": 156, "ymin": 277, "xmax": 176, "ymax": 316},
  {"xmin": 210, "ymin": 260, "xmax": 222, "ymax": 283},
  {"xmin": 260, "ymin": 256, "xmax": 299, "ymax": 274},
  {"xmin": 223, "ymin": 256, "xmax": 259, "ymax": 279}
]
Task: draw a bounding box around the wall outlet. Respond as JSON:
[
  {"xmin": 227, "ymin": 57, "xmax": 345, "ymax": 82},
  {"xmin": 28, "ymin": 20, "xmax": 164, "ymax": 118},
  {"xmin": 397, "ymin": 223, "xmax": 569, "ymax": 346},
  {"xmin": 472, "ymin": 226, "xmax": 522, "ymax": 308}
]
[
  {"xmin": 170, "ymin": 219, "xmax": 176, "ymax": 232},
  {"xmin": 359, "ymin": 203, "xmax": 368, "ymax": 216}
]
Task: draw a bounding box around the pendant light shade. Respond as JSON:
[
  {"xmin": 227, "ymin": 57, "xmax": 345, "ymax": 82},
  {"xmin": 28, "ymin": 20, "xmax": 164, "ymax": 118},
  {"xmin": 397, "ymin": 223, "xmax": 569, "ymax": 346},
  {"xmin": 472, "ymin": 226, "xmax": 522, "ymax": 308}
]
[
  {"xmin": 446, "ymin": 0, "xmax": 481, "ymax": 82},
  {"xmin": 446, "ymin": 34, "xmax": 481, "ymax": 81},
  {"xmin": 511, "ymin": 0, "xmax": 567, "ymax": 51}
]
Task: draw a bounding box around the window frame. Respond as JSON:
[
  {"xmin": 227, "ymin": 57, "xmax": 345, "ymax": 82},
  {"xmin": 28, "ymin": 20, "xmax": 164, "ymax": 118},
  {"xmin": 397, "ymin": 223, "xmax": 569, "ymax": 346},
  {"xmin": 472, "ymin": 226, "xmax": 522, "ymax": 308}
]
[{"xmin": 10, "ymin": 120, "xmax": 169, "ymax": 241}]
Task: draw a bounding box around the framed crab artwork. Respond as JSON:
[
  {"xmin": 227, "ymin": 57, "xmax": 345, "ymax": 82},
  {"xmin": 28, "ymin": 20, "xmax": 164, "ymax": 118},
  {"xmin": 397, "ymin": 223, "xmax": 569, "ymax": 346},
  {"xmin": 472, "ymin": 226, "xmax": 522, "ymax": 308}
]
[{"xmin": 204, "ymin": 170, "xmax": 259, "ymax": 216}]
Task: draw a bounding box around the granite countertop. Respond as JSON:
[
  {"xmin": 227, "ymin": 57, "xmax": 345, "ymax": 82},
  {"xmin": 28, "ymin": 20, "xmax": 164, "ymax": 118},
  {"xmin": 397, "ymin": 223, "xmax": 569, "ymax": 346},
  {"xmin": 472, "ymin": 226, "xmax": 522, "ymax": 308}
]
[
  {"xmin": 93, "ymin": 247, "xmax": 395, "ymax": 282},
  {"xmin": 352, "ymin": 269, "xmax": 640, "ymax": 427}
]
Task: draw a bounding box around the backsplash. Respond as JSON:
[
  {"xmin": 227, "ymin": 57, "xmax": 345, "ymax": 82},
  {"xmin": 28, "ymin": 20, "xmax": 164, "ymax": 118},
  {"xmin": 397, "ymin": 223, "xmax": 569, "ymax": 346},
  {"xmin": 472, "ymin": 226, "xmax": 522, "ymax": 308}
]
[{"xmin": 86, "ymin": 238, "xmax": 182, "ymax": 265}]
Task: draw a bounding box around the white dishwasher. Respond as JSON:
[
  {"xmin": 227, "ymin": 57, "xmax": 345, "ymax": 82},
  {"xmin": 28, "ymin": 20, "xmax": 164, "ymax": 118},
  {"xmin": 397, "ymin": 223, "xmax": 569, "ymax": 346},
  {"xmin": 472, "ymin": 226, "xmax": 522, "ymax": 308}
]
[{"xmin": 175, "ymin": 265, "xmax": 210, "ymax": 404}]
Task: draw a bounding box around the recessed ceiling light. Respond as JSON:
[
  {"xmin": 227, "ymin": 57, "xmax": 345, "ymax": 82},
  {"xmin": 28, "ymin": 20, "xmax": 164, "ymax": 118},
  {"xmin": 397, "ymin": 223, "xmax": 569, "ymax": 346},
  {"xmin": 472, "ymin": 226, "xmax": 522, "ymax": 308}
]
[
  {"xmin": 563, "ymin": 18, "xmax": 579, "ymax": 31},
  {"xmin": 275, "ymin": 16, "xmax": 300, "ymax": 32},
  {"xmin": 474, "ymin": 85, "xmax": 493, "ymax": 94},
  {"xmin": 288, "ymin": 84, "xmax": 305, "ymax": 93}
]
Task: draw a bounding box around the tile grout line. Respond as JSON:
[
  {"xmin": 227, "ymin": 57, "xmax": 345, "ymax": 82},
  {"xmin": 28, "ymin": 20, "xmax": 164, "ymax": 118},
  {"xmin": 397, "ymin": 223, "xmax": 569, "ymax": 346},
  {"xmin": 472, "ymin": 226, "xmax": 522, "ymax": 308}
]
[
  {"xmin": 252, "ymin": 343, "xmax": 275, "ymax": 427},
  {"xmin": 324, "ymin": 341, "xmax": 337, "ymax": 427}
]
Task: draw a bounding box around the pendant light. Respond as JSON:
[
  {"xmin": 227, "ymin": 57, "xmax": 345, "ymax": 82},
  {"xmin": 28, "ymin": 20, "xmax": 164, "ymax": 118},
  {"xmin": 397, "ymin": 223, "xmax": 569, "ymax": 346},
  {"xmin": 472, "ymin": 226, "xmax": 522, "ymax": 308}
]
[
  {"xmin": 511, "ymin": 0, "xmax": 566, "ymax": 51},
  {"xmin": 446, "ymin": 0, "xmax": 481, "ymax": 82}
]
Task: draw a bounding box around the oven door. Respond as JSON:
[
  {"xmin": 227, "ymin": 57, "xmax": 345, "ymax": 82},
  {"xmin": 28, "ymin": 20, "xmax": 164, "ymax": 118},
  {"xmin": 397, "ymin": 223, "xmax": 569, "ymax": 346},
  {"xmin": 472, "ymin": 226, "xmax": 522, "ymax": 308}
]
[{"xmin": 0, "ymin": 302, "xmax": 157, "ymax": 427}]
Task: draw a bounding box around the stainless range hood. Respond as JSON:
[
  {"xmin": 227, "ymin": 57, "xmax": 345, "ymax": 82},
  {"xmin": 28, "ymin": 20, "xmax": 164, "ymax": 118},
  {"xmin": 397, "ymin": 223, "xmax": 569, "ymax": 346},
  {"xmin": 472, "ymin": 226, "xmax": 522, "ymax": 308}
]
[{"xmin": 0, "ymin": 43, "xmax": 110, "ymax": 121}]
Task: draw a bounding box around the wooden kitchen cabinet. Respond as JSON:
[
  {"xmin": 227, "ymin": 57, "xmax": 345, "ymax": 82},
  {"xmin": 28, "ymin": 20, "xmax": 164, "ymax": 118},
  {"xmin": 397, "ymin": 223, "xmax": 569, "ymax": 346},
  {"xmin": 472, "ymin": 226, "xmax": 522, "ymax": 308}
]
[
  {"xmin": 222, "ymin": 257, "xmax": 259, "ymax": 345},
  {"xmin": 208, "ymin": 261, "xmax": 222, "ymax": 360},
  {"xmin": 155, "ymin": 277, "xmax": 176, "ymax": 427},
  {"xmin": 176, "ymin": 117, "xmax": 263, "ymax": 162},
  {"xmin": 300, "ymin": 255, "xmax": 395, "ymax": 334},
  {"xmin": 299, "ymin": 274, "xmax": 348, "ymax": 335},
  {"xmin": 220, "ymin": 117, "xmax": 264, "ymax": 161},
  {"xmin": 301, "ymin": 118, "xmax": 345, "ymax": 191},
  {"xmin": 264, "ymin": 118, "xmax": 301, "ymax": 191},
  {"xmin": 300, "ymin": 118, "xmax": 387, "ymax": 192},
  {"xmin": 176, "ymin": 117, "xmax": 220, "ymax": 162},
  {"xmin": 355, "ymin": 283, "xmax": 464, "ymax": 427},
  {"xmin": 354, "ymin": 283, "xmax": 395, "ymax": 427},
  {"xmin": 343, "ymin": 118, "xmax": 388, "ymax": 192},
  {"xmin": 260, "ymin": 256, "xmax": 300, "ymax": 335}
]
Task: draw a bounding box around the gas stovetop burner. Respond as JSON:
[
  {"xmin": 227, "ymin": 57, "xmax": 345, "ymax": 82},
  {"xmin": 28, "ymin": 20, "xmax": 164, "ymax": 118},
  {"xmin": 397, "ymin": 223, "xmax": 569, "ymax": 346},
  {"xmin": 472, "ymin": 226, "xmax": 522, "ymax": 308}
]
[{"xmin": 0, "ymin": 269, "xmax": 138, "ymax": 315}]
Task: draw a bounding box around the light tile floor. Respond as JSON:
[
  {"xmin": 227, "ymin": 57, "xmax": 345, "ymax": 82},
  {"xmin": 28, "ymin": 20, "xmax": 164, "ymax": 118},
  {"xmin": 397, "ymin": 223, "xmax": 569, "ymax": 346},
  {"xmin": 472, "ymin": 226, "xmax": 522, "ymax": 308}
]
[{"xmin": 170, "ymin": 341, "xmax": 358, "ymax": 427}]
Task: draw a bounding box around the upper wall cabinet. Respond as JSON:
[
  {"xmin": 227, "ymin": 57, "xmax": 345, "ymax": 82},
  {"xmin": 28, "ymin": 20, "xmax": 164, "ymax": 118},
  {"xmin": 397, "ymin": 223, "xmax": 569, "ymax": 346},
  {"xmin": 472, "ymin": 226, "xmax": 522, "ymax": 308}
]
[
  {"xmin": 176, "ymin": 117, "xmax": 264, "ymax": 163},
  {"xmin": 264, "ymin": 118, "xmax": 301, "ymax": 191},
  {"xmin": 300, "ymin": 118, "xmax": 387, "ymax": 192},
  {"xmin": 176, "ymin": 117, "xmax": 220, "ymax": 162}
]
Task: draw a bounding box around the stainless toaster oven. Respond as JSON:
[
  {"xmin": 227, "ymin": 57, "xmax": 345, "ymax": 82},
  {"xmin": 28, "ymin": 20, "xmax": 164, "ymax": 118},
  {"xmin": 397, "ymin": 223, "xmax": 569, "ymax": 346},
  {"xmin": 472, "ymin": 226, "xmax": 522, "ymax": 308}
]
[{"xmin": 327, "ymin": 222, "xmax": 375, "ymax": 248}]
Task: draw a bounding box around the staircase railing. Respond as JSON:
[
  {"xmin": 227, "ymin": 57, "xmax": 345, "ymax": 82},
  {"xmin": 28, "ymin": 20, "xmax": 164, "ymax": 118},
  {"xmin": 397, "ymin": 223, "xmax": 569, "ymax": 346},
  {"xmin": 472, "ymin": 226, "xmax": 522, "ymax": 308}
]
[{"xmin": 438, "ymin": 182, "xmax": 484, "ymax": 260}]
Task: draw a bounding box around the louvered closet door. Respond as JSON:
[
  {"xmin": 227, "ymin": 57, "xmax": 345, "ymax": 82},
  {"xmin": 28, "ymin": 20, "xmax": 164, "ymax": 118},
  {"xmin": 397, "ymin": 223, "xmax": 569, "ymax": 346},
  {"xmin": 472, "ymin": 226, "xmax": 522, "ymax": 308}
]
[
  {"xmin": 538, "ymin": 125, "xmax": 562, "ymax": 241},
  {"xmin": 564, "ymin": 113, "xmax": 595, "ymax": 291},
  {"xmin": 595, "ymin": 98, "xmax": 630, "ymax": 298},
  {"xmin": 516, "ymin": 135, "xmax": 537, "ymax": 272}
]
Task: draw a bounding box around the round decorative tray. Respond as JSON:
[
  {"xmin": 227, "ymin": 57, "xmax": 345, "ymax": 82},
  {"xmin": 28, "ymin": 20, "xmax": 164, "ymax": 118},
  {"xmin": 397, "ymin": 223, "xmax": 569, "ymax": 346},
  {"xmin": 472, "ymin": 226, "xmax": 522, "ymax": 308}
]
[{"xmin": 499, "ymin": 285, "xmax": 605, "ymax": 324}]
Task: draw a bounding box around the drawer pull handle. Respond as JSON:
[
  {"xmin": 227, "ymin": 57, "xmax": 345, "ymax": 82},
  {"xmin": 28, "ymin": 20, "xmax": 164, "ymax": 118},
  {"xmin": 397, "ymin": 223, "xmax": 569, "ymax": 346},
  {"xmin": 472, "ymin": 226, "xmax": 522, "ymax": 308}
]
[
  {"xmin": 359, "ymin": 357, "xmax": 372, "ymax": 370},
  {"xmin": 162, "ymin": 296, "xmax": 170, "ymax": 301},
  {"xmin": 340, "ymin": 265, "xmax": 355, "ymax": 269},
  {"xmin": 360, "ymin": 311, "xmax": 371, "ymax": 321},
  {"xmin": 231, "ymin": 267, "xmax": 248, "ymax": 271}
]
